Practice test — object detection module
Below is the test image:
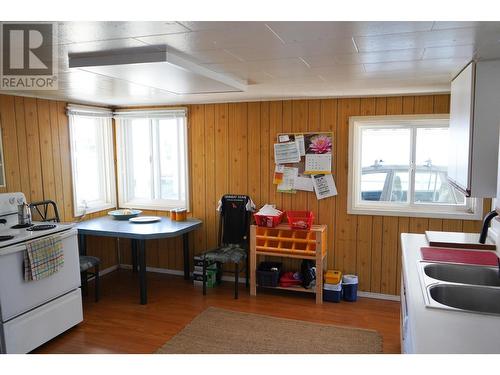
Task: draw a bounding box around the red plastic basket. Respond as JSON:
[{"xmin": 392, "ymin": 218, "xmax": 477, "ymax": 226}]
[
  {"xmin": 254, "ymin": 212, "xmax": 284, "ymax": 228},
  {"xmin": 285, "ymin": 210, "xmax": 314, "ymax": 230}
]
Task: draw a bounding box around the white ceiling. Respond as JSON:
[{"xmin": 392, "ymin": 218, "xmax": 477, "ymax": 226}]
[{"xmin": 3, "ymin": 21, "xmax": 500, "ymax": 106}]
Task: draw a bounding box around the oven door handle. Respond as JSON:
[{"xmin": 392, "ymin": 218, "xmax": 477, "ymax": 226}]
[{"xmin": 0, "ymin": 228, "xmax": 77, "ymax": 256}]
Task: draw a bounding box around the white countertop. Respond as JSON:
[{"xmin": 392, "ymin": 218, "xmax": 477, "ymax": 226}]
[{"xmin": 401, "ymin": 233, "xmax": 500, "ymax": 354}]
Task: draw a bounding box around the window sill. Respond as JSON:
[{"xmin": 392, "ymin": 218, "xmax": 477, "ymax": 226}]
[
  {"xmin": 119, "ymin": 201, "xmax": 188, "ymax": 212},
  {"xmin": 74, "ymin": 203, "xmax": 116, "ymax": 218},
  {"xmin": 347, "ymin": 206, "xmax": 483, "ymax": 220}
]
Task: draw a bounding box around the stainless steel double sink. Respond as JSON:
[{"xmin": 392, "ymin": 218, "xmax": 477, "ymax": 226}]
[{"xmin": 418, "ymin": 261, "xmax": 500, "ymax": 316}]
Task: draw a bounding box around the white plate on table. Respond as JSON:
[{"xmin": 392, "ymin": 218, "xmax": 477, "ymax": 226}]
[{"xmin": 129, "ymin": 216, "xmax": 161, "ymax": 223}]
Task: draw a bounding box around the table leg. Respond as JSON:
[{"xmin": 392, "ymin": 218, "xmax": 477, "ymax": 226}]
[
  {"xmin": 183, "ymin": 233, "xmax": 190, "ymax": 280},
  {"xmin": 78, "ymin": 234, "xmax": 87, "ymax": 256},
  {"xmin": 138, "ymin": 240, "xmax": 147, "ymax": 305},
  {"xmin": 234, "ymin": 262, "xmax": 239, "ymax": 299},
  {"xmin": 249, "ymin": 226, "xmax": 256, "ymax": 296},
  {"xmin": 315, "ymin": 234, "xmax": 323, "ymax": 305},
  {"xmin": 131, "ymin": 239, "xmax": 138, "ymax": 273}
]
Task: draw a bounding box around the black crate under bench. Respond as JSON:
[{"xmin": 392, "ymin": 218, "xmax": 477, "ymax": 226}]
[{"xmin": 249, "ymin": 224, "xmax": 328, "ymax": 304}]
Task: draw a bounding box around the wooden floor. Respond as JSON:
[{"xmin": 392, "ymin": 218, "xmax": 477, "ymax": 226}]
[{"xmin": 34, "ymin": 269, "xmax": 401, "ymax": 354}]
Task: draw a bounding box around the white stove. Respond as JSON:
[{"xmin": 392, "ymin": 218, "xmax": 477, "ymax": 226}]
[
  {"xmin": 0, "ymin": 192, "xmax": 75, "ymax": 249},
  {"xmin": 0, "ymin": 222, "xmax": 76, "ymax": 251},
  {"xmin": 0, "ymin": 192, "xmax": 83, "ymax": 354}
]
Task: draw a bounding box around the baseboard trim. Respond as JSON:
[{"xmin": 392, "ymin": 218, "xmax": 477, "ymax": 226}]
[
  {"xmin": 119, "ymin": 263, "xmax": 240, "ymax": 283},
  {"xmin": 100, "ymin": 264, "xmax": 119, "ymax": 276},
  {"xmin": 86, "ymin": 264, "xmax": 118, "ymax": 282},
  {"xmin": 357, "ymin": 291, "xmax": 400, "ymax": 301},
  {"xmin": 116, "ymin": 264, "xmax": 401, "ymax": 301},
  {"xmin": 119, "ymin": 263, "xmax": 185, "ymax": 276}
]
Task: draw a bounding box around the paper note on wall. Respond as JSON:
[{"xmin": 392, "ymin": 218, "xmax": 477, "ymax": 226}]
[
  {"xmin": 295, "ymin": 134, "xmax": 305, "ymax": 156},
  {"xmin": 303, "ymin": 133, "xmax": 333, "ymax": 174},
  {"xmin": 273, "ymin": 165, "xmax": 285, "ymax": 184},
  {"xmin": 274, "ymin": 141, "xmax": 301, "ymax": 164},
  {"xmin": 305, "ymin": 154, "xmax": 332, "ymax": 173},
  {"xmin": 311, "ymin": 174, "xmax": 337, "ymax": 200},
  {"xmin": 277, "ymin": 167, "xmax": 298, "ymax": 193},
  {"xmin": 278, "ymin": 134, "xmax": 290, "ymax": 142},
  {"xmin": 294, "ymin": 176, "xmax": 314, "ymax": 192}
]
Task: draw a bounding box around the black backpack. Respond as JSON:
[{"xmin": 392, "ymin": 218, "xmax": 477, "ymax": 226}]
[{"xmin": 301, "ymin": 259, "xmax": 316, "ymax": 289}]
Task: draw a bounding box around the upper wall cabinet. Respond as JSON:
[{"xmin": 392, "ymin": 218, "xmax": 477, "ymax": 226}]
[{"xmin": 448, "ymin": 60, "xmax": 500, "ymax": 198}]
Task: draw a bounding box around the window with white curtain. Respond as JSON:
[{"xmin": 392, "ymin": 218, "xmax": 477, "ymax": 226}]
[
  {"xmin": 114, "ymin": 109, "xmax": 189, "ymax": 210},
  {"xmin": 68, "ymin": 105, "xmax": 116, "ymax": 216},
  {"xmin": 348, "ymin": 115, "xmax": 481, "ymax": 220}
]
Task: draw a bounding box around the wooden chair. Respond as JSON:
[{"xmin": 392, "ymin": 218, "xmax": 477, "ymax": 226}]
[{"xmin": 29, "ymin": 200, "xmax": 101, "ymax": 302}]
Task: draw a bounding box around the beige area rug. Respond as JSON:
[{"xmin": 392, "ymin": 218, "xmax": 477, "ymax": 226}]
[{"xmin": 156, "ymin": 307, "xmax": 383, "ymax": 354}]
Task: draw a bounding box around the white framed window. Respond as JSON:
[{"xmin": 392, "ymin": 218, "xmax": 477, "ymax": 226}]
[
  {"xmin": 348, "ymin": 114, "xmax": 482, "ymax": 220},
  {"xmin": 68, "ymin": 104, "xmax": 116, "ymax": 216},
  {"xmin": 114, "ymin": 109, "xmax": 189, "ymax": 211}
]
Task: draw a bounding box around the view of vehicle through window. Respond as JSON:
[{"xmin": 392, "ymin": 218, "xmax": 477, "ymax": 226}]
[{"xmin": 360, "ymin": 126, "xmax": 466, "ymax": 206}]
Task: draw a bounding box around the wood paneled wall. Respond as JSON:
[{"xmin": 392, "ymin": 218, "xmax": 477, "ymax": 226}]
[
  {"xmin": 0, "ymin": 94, "xmax": 118, "ymax": 268},
  {"xmin": 184, "ymin": 94, "xmax": 485, "ymax": 296},
  {"xmin": 0, "ymin": 93, "xmax": 485, "ymax": 295}
]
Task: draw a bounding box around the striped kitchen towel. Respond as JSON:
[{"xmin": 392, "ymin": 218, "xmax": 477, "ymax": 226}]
[{"xmin": 24, "ymin": 237, "xmax": 64, "ymax": 281}]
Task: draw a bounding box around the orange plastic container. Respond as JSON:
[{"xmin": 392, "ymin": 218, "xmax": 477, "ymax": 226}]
[
  {"xmin": 170, "ymin": 209, "xmax": 177, "ymax": 220},
  {"xmin": 176, "ymin": 209, "xmax": 187, "ymax": 221},
  {"xmin": 324, "ymin": 270, "xmax": 342, "ymax": 284}
]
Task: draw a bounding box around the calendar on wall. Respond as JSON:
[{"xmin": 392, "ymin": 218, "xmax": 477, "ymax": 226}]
[{"xmin": 273, "ymin": 132, "xmax": 336, "ymax": 199}]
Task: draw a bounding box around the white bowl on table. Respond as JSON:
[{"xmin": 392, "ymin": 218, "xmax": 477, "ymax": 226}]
[{"xmin": 108, "ymin": 209, "xmax": 142, "ymax": 220}]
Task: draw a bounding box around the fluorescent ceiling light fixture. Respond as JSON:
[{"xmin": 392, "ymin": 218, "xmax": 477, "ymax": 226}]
[{"xmin": 68, "ymin": 45, "xmax": 247, "ymax": 95}]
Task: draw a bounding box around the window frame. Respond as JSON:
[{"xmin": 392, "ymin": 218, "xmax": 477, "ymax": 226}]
[
  {"xmin": 68, "ymin": 106, "xmax": 116, "ymax": 217},
  {"xmin": 348, "ymin": 114, "xmax": 482, "ymax": 220},
  {"xmin": 115, "ymin": 110, "xmax": 189, "ymax": 211}
]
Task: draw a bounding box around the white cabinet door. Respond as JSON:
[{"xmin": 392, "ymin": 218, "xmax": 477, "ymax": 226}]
[
  {"xmin": 448, "ymin": 60, "xmax": 500, "ymax": 198},
  {"xmin": 448, "ymin": 62, "xmax": 474, "ymax": 195},
  {"xmin": 471, "ymin": 60, "xmax": 500, "ymax": 198}
]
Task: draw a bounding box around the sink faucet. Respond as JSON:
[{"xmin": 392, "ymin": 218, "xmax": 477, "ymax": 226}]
[{"xmin": 479, "ymin": 210, "xmax": 499, "ymax": 244}]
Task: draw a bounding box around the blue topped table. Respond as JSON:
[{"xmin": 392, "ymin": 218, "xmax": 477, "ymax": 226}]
[{"xmin": 76, "ymin": 216, "xmax": 202, "ymax": 304}]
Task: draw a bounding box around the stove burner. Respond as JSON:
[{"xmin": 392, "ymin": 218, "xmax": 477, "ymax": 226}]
[
  {"xmin": 11, "ymin": 223, "xmax": 34, "ymax": 229},
  {"xmin": 26, "ymin": 224, "xmax": 57, "ymax": 231},
  {"xmin": 0, "ymin": 235, "xmax": 14, "ymax": 241}
]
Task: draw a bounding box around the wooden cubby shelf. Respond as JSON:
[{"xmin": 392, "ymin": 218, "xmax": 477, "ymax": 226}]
[{"xmin": 250, "ymin": 223, "xmax": 328, "ymax": 304}]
